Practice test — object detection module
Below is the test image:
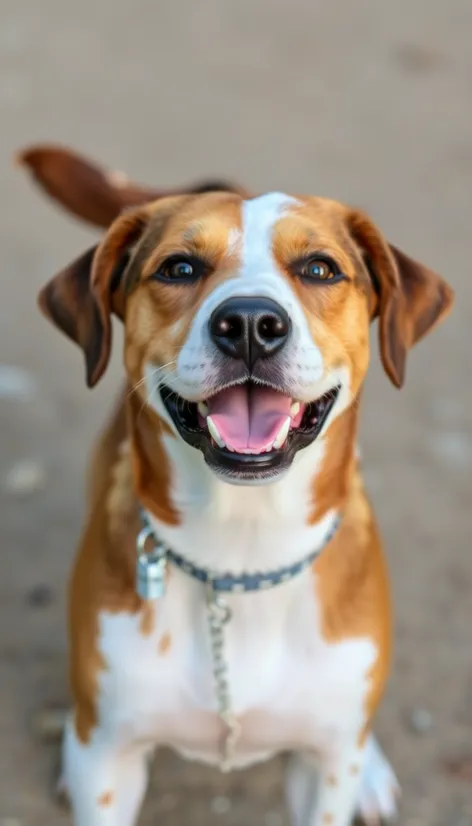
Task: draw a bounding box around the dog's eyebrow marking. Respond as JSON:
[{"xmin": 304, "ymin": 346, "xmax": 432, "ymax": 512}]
[
  {"xmin": 181, "ymin": 214, "xmax": 242, "ymax": 261},
  {"xmin": 227, "ymin": 227, "xmax": 242, "ymax": 254},
  {"xmin": 183, "ymin": 222, "xmax": 205, "ymax": 243}
]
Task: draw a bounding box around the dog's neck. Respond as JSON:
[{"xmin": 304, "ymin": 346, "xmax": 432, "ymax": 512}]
[{"xmin": 127, "ymin": 393, "xmax": 359, "ymax": 574}]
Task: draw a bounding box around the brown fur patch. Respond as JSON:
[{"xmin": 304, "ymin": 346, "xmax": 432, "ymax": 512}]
[
  {"xmin": 309, "ymin": 402, "xmax": 359, "ymax": 525},
  {"xmin": 127, "ymin": 391, "xmax": 180, "ymax": 526},
  {"xmin": 158, "ymin": 632, "xmax": 172, "ymax": 655},
  {"xmin": 140, "ymin": 602, "xmax": 156, "ymax": 637},
  {"xmin": 314, "ymin": 467, "xmax": 392, "ymax": 730},
  {"xmin": 97, "ymin": 791, "xmax": 114, "ymax": 807}
]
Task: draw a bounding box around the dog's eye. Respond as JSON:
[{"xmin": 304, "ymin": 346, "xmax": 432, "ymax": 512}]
[
  {"xmin": 292, "ymin": 255, "xmax": 346, "ymax": 285},
  {"xmin": 168, "ymin": 261, "xmax": 194, "ymax": 279},
  {"xmin": 300, "ymin": 258, "xmax": 337, "ymax": 281},
  {"xmin": 153, "ymin": 256, "xmax": 205, "ymax": 283}
]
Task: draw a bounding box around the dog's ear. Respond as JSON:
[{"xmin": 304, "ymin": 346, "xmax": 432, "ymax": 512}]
[
  {"xmin": 38, "ymin": 206, "xmax": 150, "ymax": 387},
  {"xmin": 16, "ymin": 143, "xmax": 241, "ymax": 229},
  {"xmin": 347, "ymin": 209, "xmax": 454, "ymax": 387}
]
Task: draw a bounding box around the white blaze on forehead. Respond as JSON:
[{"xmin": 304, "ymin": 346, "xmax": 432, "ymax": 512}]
[
  {"xmin": 241, "ymin": 192, "xmax": 299, "ymax": 280},
  {"xmin": 172, "ymin": 191, "xmax": 325, "ymax": 401}
]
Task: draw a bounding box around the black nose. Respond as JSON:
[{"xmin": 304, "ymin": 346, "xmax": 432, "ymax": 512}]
[{"xmin": 209, "ymin": 296, "xmax": 291, "ymax": 368}]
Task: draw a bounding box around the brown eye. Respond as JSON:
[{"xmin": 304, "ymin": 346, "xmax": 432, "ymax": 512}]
[{"xmin": 301, "ymin": 258, "xmax": 336, "ymax": 280}]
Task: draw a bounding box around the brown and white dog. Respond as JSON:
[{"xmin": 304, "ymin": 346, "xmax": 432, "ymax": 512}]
[{"xmin": 19, "ymin": 145, "xmax": 453, "ymax": 826}]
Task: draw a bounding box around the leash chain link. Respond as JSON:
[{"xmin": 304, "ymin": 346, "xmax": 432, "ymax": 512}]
[{"xmin": 206, "ymin": 585, "xmax": 241, "ymax": 771}]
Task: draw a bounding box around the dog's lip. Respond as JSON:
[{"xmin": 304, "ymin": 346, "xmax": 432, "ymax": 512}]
[
  {"xmin": 195, "ymin": 376, "xmax": 286, "ymax": 401},
  {"xmin": 159, "ymin": 380, "xmax": 340, "ymax": 478}
]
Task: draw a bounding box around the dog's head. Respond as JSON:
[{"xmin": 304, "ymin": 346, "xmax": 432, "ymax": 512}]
[{"xmin": 22, "ymin": 146, "xmax": 453, "ymax": 484}]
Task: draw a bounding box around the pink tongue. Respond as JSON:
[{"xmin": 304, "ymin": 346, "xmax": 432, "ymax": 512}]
[{"xmin": 207, "ymin": 385, "xmax": 292, "ymax": 453}]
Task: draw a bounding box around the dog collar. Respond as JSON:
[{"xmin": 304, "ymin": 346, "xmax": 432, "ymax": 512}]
[{"xmin": 136, "ymin": 507, "xmax": 342, "ymax": 601}]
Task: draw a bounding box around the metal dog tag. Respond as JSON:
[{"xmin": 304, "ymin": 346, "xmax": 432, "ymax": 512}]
[
  {"xmin": 136, "ymin": 550, "xmax": 167, "ymax": 600},
  {"xmin": 136, "ymin": 524, "xmax": 167, "ymax": 600}
]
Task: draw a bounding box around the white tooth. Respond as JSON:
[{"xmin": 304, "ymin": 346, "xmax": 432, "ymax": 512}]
[
  {"xmin": 198, "ymin": 402, "xmax": 209, "ymax": 416},
  {"xmin": 290, "ymin": 402, "xmax": 300, "ymax": 418},
  {"xmin": 265, "ymin": 443, "xmax": 274, "ymax": 452},
  {"xmin": 273, "ymin": 416, "xmax": 291, "ymax": 449},
  {"xmin": 207, "ymin": 416, "xmax": 225, "ymax": 447}
]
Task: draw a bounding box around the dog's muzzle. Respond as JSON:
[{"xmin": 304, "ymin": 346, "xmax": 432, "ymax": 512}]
[{"xmin": 159, "ymin": 296, "xmax": 339, "ymax": 482}]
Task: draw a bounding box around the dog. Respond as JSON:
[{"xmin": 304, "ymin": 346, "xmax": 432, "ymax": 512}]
[{"xmin": 19, "ymin": 145, "xmax": 453, "ymax": 826}]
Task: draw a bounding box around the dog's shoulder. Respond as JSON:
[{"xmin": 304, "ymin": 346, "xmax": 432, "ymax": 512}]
[{"xmin": 315, "ymin": 467, "xmax": 392, "ymax": 721}]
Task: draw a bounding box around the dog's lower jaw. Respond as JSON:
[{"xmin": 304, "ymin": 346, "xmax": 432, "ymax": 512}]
[{"xmin": 205, "ymin": 460, "xmax": 291, "ymax": 486}]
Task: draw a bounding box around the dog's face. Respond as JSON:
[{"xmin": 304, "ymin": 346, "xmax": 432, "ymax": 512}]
[
  {"xmin": 25, "ymin": 146, "xmax": 452, "ymax": 484},
  {"xmin": 120, "ymin": 192, "xmax": 374, "ymax": 482}
]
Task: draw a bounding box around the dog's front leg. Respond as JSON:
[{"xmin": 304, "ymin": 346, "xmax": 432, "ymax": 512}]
[
  {"xmin": 286, "ymin": 736, "xmax": 367, "ymax": 826},
  {"xmin": 286, "ymin": 734, "xmax": 399, "ymax": 826},
  {"xmin": 63, "ymin": 715, "xmax": 148, "ymax": 826}
]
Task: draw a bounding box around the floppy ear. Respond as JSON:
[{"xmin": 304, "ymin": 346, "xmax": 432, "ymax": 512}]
[
  {"xmin": 38, "ymin": 207, "xmax": 150, "ymax": 387},
  {"xmin": 348, "ymin": 210, "xmax": 454, "ymax": 387},
  {"xmin": 16, "ymin": 143, "xmax": 241, "ymax": 228}
]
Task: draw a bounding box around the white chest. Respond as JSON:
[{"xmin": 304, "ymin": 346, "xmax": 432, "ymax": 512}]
[{"xmin": 97, "ymin": 567, "xmax": 376, "ymax": 769}]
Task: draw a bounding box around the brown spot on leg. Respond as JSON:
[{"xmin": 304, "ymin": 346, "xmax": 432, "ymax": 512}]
[
  {"xmin": 98, "ymin": 791, "xmax": 114, "ymax": 806},
  {"xmin": 158, "ymin": 632, "xmax": 172, "ymax": 655},
  {"xmin": 326, "ymin": 774, "xmax": 338, "ymax": 787},
  {"xmin": 350, "ymin": 764, "xmax": 360, "ymax": 776},
  {"xmin": 322, "ymin": 815, "xmax": 333, "ymax": 825}
]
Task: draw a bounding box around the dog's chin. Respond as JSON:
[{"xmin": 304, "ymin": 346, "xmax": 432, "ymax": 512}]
[{"xmin": 159, "ymin": 380, "xmax": 340, "ymax": 484}]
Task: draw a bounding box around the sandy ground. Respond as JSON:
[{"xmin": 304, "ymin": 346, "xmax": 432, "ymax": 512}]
[{"xmin": 0, "ymin": 0, "xmax": 471, "ymax": 823}]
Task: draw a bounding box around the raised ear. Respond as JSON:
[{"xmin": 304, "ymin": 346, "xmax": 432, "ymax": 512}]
[
  {"xmin": 38, "ymin": 207, "xmax": 150, "ymax": 387},
  {"xmin": 348, "ymin": 209, "xmax": 454, "ymax": 387},
  {"xmin": 16, "ymin": 143, "xmax": 241, "ymax": 228}
]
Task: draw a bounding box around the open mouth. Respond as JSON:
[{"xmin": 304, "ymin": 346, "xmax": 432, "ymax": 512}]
[{"xmin": 160, "ymin": 381, "xmax": 340, "ymax": 480}]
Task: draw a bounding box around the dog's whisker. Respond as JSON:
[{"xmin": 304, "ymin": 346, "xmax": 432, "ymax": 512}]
[
  {"xmin": 127, "ymin": 361, "xmax": 178, "ymax": 399},
  {"xmin": 133, "ymin": 367, "xmax": 181, "ymax": 426}
]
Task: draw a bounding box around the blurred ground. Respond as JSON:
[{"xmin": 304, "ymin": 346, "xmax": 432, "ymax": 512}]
[{"xmin": 0, "ymin": 0, "xmax": 471, "ymax": 823}]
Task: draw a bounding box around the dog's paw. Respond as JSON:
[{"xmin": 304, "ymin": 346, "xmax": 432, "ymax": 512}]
[{"xmin": 355, "ymin": 736, "xmax": 400, "ymax": 824}]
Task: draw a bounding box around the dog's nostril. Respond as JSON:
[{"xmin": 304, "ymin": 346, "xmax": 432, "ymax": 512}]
[
  {"xmin": 215, "ymin": 315, "xmax": 242, "ymax": 340},
  {"xmin": 257, "ymin": 314, "xmax": 289, "ymax": 340}
]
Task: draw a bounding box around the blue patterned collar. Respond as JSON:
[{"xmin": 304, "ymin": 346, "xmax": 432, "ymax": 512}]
[{"xmin": 137, "ymin": 508, "xmax": 342, "ymax": 596}]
